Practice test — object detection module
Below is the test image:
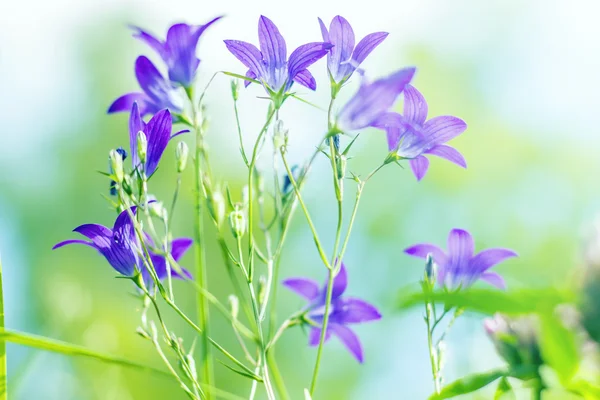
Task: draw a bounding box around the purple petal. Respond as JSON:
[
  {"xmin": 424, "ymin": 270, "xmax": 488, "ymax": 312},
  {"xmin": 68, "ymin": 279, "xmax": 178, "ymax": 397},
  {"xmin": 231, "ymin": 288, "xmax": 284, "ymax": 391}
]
[
  {"xmin": 318, "ymin": 18, "xmax": 329, "ymax": 42},
  {"xmin": 128, "ymin": 102, "xmax": 146, "ymax": 169},
  {"xmin": 224, "ymin": 40, "xmax": 265, "ymax": 78},
  {"xmin": 144, "ymin": 109, "xmax": 172, "ymax": 176},
  {"xmin": 171, "ymin": 129, "xmax": 190, "ymax": 139},
  {"xmin": 402, "ymin": 85, "xmax": 428, "ymax": 125},
  {"xmin": 112, "ymin": 207, "xmax": 138, "ymax": 242},
  {"xmin": 73, "ymin": 224, "xmax": 112, "ymax": 249},
  {"xmin": 425, "ymin": 144, "xmax": 466, "ymax": 168},
  {"xmin": 293, "ymin": 69, "xmax": 317, "ymax": 90},
  {"xmin": 52, "ymin": 239, "xmax": 96, "ymax": 250},
  {"xmin": 331, "ymin": 298, "xmax": 381, "ymax": 324},
  {"xmin": 409, "ymin": 156, "xmax": 429, "ymax": 181},
  {"xmin": 165, "ymin": 23, "xmax": 200, "ymax": 86},
  {"xmin": 132, "ymin": 27, "xmax": 167, "ymax": 59},
  {"xmin": 352, "ymin": 31, "xmax": 388, "ymax": 65},
  {"xmin": 135, "ymin": 56, "xmax": 179, "ymax": 112},
  {"xmin": 330, "ymin": 263, "xmax": 348, "ymax": 300},
  {"xmin": 329, "ymin": 324, "xmax": 364, "ymax": 363},
  {"xmin": 309, "ymin": 327, "xmax": 331, "ymax": 346},
  {"xmin": 328, "ymin": 16, "xmax": 355, "ymax": 81},
  {"xmin": 287, "ymin": 42, "xmax": 333, "ymax": 82},
  {"xmin": 282, "ymin": 278, "xmax": 320, "ymax": 301},
  {"xmin": 108, "ymin": 93, "xmax": 149, "ymax": 114},
  {"xmin": 244, "ymin": 69, "xmax": 257, "ymax": 88},
  {"xmin": 371, "ymin": 112, "xmax": 405, "ymax": 150},
  {"xmin": 447, "ymin": 228, "xmax": 474, "ymax": 267},
  {"xmin": 480, "ymin": 271, "xmax": 506, "ymax": 289},
  {"xmin": 404, "ymin": 243, "xmax": 447, "ymax": 265},
  {"xmin": 258, "ymin": 16, "xmax": 287, "ymax": 69},
  {"xmin": 171, "ymin": 238, "xmax": 193, "ymax": 262},
  {"xmin": 470, "ymin": 248, "xmax": 517, "ymax": 274},
  {"xmin": 422, "ymin": 116, "xmax": 467, "ymax": 143}
]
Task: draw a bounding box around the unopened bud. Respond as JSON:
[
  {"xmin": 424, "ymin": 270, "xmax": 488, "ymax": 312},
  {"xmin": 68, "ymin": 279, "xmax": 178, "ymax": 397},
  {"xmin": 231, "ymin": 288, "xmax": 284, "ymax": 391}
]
[
  {"xmin": 176, "ymin": 142, "xmax": 189, "ymax": 173},
  {"xmin": 484, "ymin": 313, "xmax": 542, "ymax": 368},
  {"xmin": 229, "ymin": 210, "xmax": 246, "ymax": 238},
  {"xmin": 258, "ymin": 275, "xmax": 268, "ymax": 306},
  {"xmin": 137, "ymin": 131, "xmax": 148, "ymax": 164},
  {"xmin": 185, "ymin": 353, "xmax": 198, "ymax": 380},
  {"xmin": 109, "ymin": 149, "xmax": 125, "ymax": 183},
  {"xmin": 273, "ymin": 119, "xmax": 288, "ymax": 150},
  {"xmin": 136, "ymin": 327, "xmax": 151, "ymax": 340},
  {"xmin": 122, "ymin": 174, "xmax": 134, "ymax": 196},
  {"xmin": 231, "ymin": 79, "xmax": 239, "ymax": 101},
  {"xmin": 425, "ymin": 254, "xmax": 437, "ymax": 286},
  {"xmin": 228, "ymin": 295, "xmax": 239, "ymax": 319},
  {"xmin": 209, "ymin": 190, "xmax": 225, "ymax": 226},
  {"xmin": 150, "ymin": 201, "xmax": 167, "ymax": 220},
  {"xmin": 336, "ymin": 154, "xmax": 347, "ymax": 181}
]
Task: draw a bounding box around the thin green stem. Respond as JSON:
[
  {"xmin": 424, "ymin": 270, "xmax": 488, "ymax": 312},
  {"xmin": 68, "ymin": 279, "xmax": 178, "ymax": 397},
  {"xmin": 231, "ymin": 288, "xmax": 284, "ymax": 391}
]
[
  {"xmin": 309, "ymin": 269, "xmax": 335, "ymax": 395},
  {"xmin": 0, "ymin": 257, "xmax": 6, "ymax": 400},
  {"xmin": 425, "ymin": 302, "xmax": 441, "ymax": 394},
  {"xmin": 267, "ymin": 352, "xmax": 290, "ymax": 400}
]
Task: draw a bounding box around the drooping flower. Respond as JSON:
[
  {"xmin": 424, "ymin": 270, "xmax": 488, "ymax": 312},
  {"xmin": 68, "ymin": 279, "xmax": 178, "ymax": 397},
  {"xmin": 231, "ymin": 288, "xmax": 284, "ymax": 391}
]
[
  {"xmin": 108, "ymin": 56, "xmax": 184, "ymax": 117},
  {"xmin": 336, "ymin": 67, "xmax": 415, "ymax": 132},
  {"xmin": 224, "ymin": 16, "xmax": 332, "ymax": 95},
  {"xmin": 132, "ymin": 17, "xmax": 222, "ymax": 88},
  {"xmin": 128, "ymin": 103, "xmax": 173, "ymax": 176},
  {"xmin": 380, "ymin": 85, "xmax": 467, "ymax": 180},
  {"xmin": 404, "ymin": 229, "xmax": 517, "ymax": 290},
  {"xmin": 53, "ymin": 206, "xmax": 192, "ymax": 287},
  {"xmin": 283, "ymin": 264, "xmax": 381, "ymax": 363},
  {"xmin": 318, "ymin": 15, "xmax": 388, "ymax": 85}
]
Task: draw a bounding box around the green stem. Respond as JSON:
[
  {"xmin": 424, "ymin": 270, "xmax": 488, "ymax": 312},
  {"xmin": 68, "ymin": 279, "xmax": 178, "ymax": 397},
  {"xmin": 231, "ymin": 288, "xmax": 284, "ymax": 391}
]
[
  {"xmin": 309, "ymin": 269, "xmax": 335, "ymax": 395},
  {"xmin": 0, "ymin": 257, "xmax": 6, "ymax": 400},
  {"xmin": 0, "ymin": 329, "xmax": 172, "ymax": 378},
  {"xmin": 267, "ymin": 352, "xmax": 290, "ymax": 400},
  {"xmin": 425, "ymin": 302, "xmax": 441, "ymax": 394}
]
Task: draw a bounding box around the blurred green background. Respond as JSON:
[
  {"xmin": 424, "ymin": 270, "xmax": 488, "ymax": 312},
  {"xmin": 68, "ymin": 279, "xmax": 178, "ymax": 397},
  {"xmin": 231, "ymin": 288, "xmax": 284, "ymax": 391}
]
[{"xmin": 1, "ymin": 0, "xmax": 598, "ymax": 399}]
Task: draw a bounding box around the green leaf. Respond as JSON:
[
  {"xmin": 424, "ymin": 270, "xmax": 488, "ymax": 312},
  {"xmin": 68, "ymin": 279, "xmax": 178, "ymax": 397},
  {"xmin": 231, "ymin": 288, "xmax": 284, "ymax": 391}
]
[
  {"xmin": 399, "ymin": 288, "xmax": 573, "ymax": 316},
  {"xmin": 429, "ymin": 369, "xmax": 506, "ymax": 399},
  {"xmin": 222, "ymin": 71, "xmax": 261, "ymax": 85},
  {"xmin": 494, "ymin": 377, "xmax": 514, "ymax": 400},
  {"xmin": 539, "ymin": 314, "xmax": 579, "ymax": 385},
  {"xmin": 217, "ymin": 359, "xmax": 263, "ymax": 382}
]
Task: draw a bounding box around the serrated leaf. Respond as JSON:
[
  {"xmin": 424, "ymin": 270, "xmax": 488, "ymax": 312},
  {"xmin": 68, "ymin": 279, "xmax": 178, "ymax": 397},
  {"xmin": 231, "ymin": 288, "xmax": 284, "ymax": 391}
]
[
  {"xmin": 539, "ymin": 314, "xmax": 579, "ymax": 385},
  {"xmin": 429, "ymin": 369, "xmax": 505, "ymax": 399}
]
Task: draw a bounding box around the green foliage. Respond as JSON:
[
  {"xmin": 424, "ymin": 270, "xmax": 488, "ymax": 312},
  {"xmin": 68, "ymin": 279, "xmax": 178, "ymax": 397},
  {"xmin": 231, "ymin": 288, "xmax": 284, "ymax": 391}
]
[{"xmin": 538, "ymin": 315, "xmax": 579, "ymax": 385}]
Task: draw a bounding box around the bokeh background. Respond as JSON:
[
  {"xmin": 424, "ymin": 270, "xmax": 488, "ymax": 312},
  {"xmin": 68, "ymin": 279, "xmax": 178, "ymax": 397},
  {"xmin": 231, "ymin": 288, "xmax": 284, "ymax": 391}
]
[{"xmin": 1, "ymin": 0, "xmax": 599, "ymax": 399}]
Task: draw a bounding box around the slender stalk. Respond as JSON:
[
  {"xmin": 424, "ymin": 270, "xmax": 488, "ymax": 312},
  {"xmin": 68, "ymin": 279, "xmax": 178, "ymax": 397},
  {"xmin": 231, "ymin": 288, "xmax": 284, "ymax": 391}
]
[
  {"xmin": 0, "ymin": 329, "xmax": 172, "ymax": 378},
  {"xmin": 0, "ymin": 257, "xmax": 6, "ymax": 400},
  {"xmin": 425, "ymin": 303, "xmax": 441, "ymax": 394},
  {"xmin": 309, "ymin": 270, "xmax": 335, "ymax": 395}
]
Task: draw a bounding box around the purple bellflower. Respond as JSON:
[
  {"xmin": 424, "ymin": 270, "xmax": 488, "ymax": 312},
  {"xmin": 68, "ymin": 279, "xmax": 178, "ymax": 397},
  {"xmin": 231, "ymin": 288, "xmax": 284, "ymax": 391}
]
[
  {"xmin": 132, "ymin": 17, "xmax": 222, "ymax": 88},
  {"xmin": 108, "ymin": 56, "xmax": 184, "ymax": 117},
  {"xmin": 381, "ymin": 85, "xmax": 467, "ymax": 180},
  {"xmin": 318, "ymin": 16, "xmax": 388, "ymax": 86},
  {"xmin": 336, "ymin": 67, "xmax": 415, "ymax": 132},
  {"xmin": 283, "ymin": 264, "xmax": 381, "ymax": 363},
  {"xmin": 224, "ymin": 16, "xmax": 332, "ymax": 97},
  {"xmin": 53, "ymin": 206, "xmax": 192, "ymax": 287},
  {"xmin": 404, "ymin": 228, "xmax": 517, "ymax": 290},
  {"xmin": 129, "ymin": 102, "xmax": 175, "ymax": 176}
]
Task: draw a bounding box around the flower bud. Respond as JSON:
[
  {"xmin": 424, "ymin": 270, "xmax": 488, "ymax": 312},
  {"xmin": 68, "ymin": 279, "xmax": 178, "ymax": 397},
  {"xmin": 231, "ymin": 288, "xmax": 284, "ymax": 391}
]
[
  {"xmin": 231, "ymin": 79, "xmax": 239, "ymax": 101},
  {"xmin": 209, "ymin": 190, "xmax": 225, "ymax": 227},
  {"xmin": 484, "ymin": 313, "xmax": 542, "ymax": 368},
  {"xmin": 150, "ymin": 201, "xmax": 167, "ymax": 220},
  {"xmin": 137, "ymin": 131, "xmax": 148, "ymax": 164},
  {"xmin": 258, "ymin": 275, "xmax": 268, "ymax": 306},
  {"xmin": 136, "ymin": 327, "xmax": 151, "ymax": 340},
  {"xmin": 228, "ymin": 295, "xmax": 239, "ymax": 319},
  {"xmin": 229, "ymin": 209, "xmax": 246, "ymax": 238},
  {"xmin": 109, "ymin": 149, "xmax": 125, "ymax": 183},
  {"xmin": 424, "ymin": 254, "xmax": 437, "ymax": 286},
  {"xmin": 122, "ymin": 174, "xmax": 134, "ymax": 196},
  {"xmin": 176, "ymin": 142, "xmax": 189, "ymax": 173},
  {"xmin": 185, "ymin": 353, "xmax": 198, "ymax": 380},
  {"xmin": 273, "ymin": 119, "xmax": 288, "ymax": 150}
]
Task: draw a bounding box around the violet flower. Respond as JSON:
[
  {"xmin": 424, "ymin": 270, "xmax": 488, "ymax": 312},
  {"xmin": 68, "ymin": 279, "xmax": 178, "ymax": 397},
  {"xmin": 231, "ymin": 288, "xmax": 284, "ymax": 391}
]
[
  {"xmin": 283, "ymin": 264, "xmax": 381, "ymax": 363},
  {"xmin": 380, "ymin": 85, "xmax": 467, "ymax": 180},
  {"xmin": 336, "ymin": 67, "xmax": 415, "ymax": 132},
  {"xmin": 108, "ymin": 56, "xmax": 183, "ymax": 117},
  {"xmin": 132, "ymin": 17, "xmax": 222, "ymax": 88},
  {"xmin": 318, "ymin": 16, "xmax": 388, "ymax": 85},
  {"xmin": 129, "ymin": 102, "xmax": 173, "ymax": 176},
  {"xmin": 224, "ymin": 16, "xmax": 332, "ymax": 95},
  {"xmin": 404, "ymin": 228, "xmax": 517, "ymax": 290},
  {"xmin": 143, "ymin": 237, "xmax": 193, "ymax": 289}
]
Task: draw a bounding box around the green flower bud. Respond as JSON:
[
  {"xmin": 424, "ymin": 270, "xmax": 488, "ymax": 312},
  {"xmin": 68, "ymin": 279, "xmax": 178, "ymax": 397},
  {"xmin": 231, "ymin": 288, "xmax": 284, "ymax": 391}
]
[
  {"xmin": 228, "ymin": 295, "xmax": 239, "ymax": 319},
  {"xmin": 185, "ymin": 353, "xmax": 198, "ymax": 380},
  {"xmin": 258, "ymin": 275, "xmax": 267, "ymax": 306},
  {"xmin": 273, "ymin": 119, "xmax": 288, "ymax": 150},
  {"xmin": 137, "ymin": 131, "xmax": 148, "ymax": 164},
  {"xmin": 109, "ymin": 149, "xmax": 124, "ymax": 183},
  {"xmin": 484, "ymin": 313, "xmax": 542, "ymax": 369},
  {"xmin": 231, "ymin": 79, "xmax": 239, "ymax": 101},
  {"xmin": 149, "ymin": 201, "xmax": 167, "ymax": 220},
  {"xmin": 424, "ymin": 254, "xmax": 437, "ymax": 287},
  {"xmin": 209, "ymin": 190, "xmax": 225, "ymax": 227},
  {"xmin": 229, "ymin": 209, "xmax": 246, "ymax": 238},
  {"xmin": 176, "ymin": 142, "xmax": 189, "ymax": 173},
  {"xmin": 336, "ymin": 154, "xmax": 347, "ymax": 181}
]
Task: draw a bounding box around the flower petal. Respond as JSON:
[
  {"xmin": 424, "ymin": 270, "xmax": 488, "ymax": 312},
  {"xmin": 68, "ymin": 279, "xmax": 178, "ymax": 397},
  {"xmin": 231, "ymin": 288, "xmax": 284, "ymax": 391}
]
[
  {"xmin": 330, "ymin": 324, "xmax": 364, "ymax": 363},
  {"xmin": 223, "ymin": 40, "xmax": 265, "ymax": 78},
  {"xmin": 480, "ymin": 271, "xmax": 506, "ymax": 289},
  {"xmin": 372, "ymin": 112, "xmax": 406, "ymax": 150},
  {"xmin": 293, "ymin": 69, "xmax": 316, "ymax": 90},
  {"xmin": 171, "ymin": 238, "xmax": 193, "ymax": 262},
  {"xmin": 331, "ymin": 298, "xmax": 381, "ymax": 324},
  {"xmin": 135, "ymin": 56, "xmax": 179, "ymax": 112},
  {"xmin": 352, "ymin": 31, "xmax": 388, "ymax": 65},
  {"xmin": 404, "ymin": 243, "xmax": 447, "ymax": 264},
  {"xmin": 128, "ymin": 102, "xmax": 146, "ymax": 169},
  {"xmin": 258, "ymin": 16, "xmax": 287, "ymax": 69},
  {"xmin": 132, "ymin": 27, "xmax": 167, "ymax": 59},
  {"xmin": 328, "ymin": 16, "xmax": 355, "ymax": 81},
  {"xmin": 112, "ymin": 207, "xmax": 138, "ymax": 242},
  {"xmin": 282, "ymin": 278, "xmax": 320, "ymax": 301},
  {"xmin": 422, "ymin": 116, "xmax": 467, "ymax": 143},
  {"xmin": 144, "ymin": 109, "xmax": 172, "ymax": 176},
  {"xmin": 447, "ymin": 228, "xmax": 474, "ymax": 266},
  {"xmin": 108, "ymin": 93, "xmax": 149, "ymax": 114},
  {"xmin": 330, "ymin": 263, "xmax": 348, "ymax": 300},
  {"xmin": 52, "ymin": 239, "xmax": 96, "ymax": 250},
  {"xmin": 470, "ymin": 248, "xmax": 517, "ymax": 274},
  {"xmin": 318, "ymin": 17, "xmax": 329, "ymax": 42},
  {"xmin": 287, "ymin": 42, "xmax": 333, "ymax": 81},
  {"xmin": 73, "ymin": 224, "xmax": 112, "ymax": 248},
  {"xmin": 425, "ymin": 144, "xmax": 466, "ymax": 168},
  {"xmin": 402, "ymin": 85, "xmax": 428, "ymax": 125},
  {"xmin": 409, "ymin": 155, "xmax": 430, "ymax": 181},
  {"xmin": 309, "ymin": 327, "xmax": 331, "ymax": 346},
  {"xmin": 244, "ymin": 69, "xmax": 257, "ymax": 88},
  {"xmin": 165, "ymin": 23, "xmax": 200, "ymax": 86}
]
